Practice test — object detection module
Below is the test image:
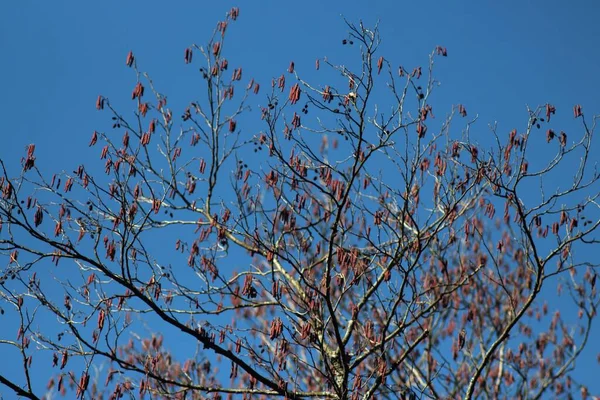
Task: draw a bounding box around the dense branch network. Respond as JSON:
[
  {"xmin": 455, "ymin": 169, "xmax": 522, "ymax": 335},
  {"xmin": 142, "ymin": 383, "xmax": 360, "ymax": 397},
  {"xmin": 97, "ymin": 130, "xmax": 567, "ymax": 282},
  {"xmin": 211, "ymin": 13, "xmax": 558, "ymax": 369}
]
[{"xmin": 1, "ymin": 8, "xmax": 599, "ymax": 400}]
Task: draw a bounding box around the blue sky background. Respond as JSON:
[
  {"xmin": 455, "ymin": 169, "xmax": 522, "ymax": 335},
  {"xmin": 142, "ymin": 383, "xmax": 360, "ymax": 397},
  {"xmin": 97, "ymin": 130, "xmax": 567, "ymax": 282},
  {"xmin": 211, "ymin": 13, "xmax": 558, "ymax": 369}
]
[{"xmin": 1, "ymin": 0, "xmax": 600, "ymax": 397}]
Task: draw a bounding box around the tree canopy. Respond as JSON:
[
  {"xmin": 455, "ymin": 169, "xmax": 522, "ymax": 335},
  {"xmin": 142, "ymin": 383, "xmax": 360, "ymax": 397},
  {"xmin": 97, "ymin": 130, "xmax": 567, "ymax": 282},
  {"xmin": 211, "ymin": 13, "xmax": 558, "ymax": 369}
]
[{"xmin": 1, "ymin": 7, "xmax": 599, "ymax": 400}]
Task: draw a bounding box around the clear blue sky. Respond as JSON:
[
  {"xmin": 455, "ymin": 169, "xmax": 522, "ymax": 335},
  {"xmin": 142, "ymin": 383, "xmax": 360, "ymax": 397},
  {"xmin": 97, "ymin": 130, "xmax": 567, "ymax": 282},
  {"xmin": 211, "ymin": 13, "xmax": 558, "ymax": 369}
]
[{"xmin": 1, "ymin": 0, "xmax": 600, "ymax": 396}]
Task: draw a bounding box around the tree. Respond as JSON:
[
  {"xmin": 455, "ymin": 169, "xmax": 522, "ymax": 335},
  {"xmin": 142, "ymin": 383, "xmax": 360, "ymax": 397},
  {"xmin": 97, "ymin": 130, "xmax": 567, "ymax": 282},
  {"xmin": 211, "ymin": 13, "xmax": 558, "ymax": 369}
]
[{"xmin": 1, "ymin": 8, "xmax": 599, "ymax": 399}]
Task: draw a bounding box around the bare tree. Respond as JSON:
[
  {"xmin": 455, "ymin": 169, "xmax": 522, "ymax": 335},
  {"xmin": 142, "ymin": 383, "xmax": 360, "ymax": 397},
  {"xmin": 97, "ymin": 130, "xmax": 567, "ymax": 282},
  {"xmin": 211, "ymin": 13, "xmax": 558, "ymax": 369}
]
[{"xmin": 1, "ymin": 8, "xmax": 599, "ymax": 400}]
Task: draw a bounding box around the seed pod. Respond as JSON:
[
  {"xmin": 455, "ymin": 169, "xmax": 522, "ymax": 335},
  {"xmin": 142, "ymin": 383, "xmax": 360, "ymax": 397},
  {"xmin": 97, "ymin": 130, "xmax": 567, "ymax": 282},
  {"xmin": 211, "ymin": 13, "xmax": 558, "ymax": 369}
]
[
  {"xmin": 96, "ymin": 95, "xmax": 104, "ymax": 110},
  {"xmin": 458, "ymin": 328, "xmax": 466, "ymax": 350},
  {"xmin": 126, "ymin": 51, "xmax": 134, "ymax": 67},
  {"xmin": 377, "ymin": 56, "xmax": 384, "ymax": 74},
  {"xmin": 89, "ymin": 131, "xmax": 98, "ymax": 146}
]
